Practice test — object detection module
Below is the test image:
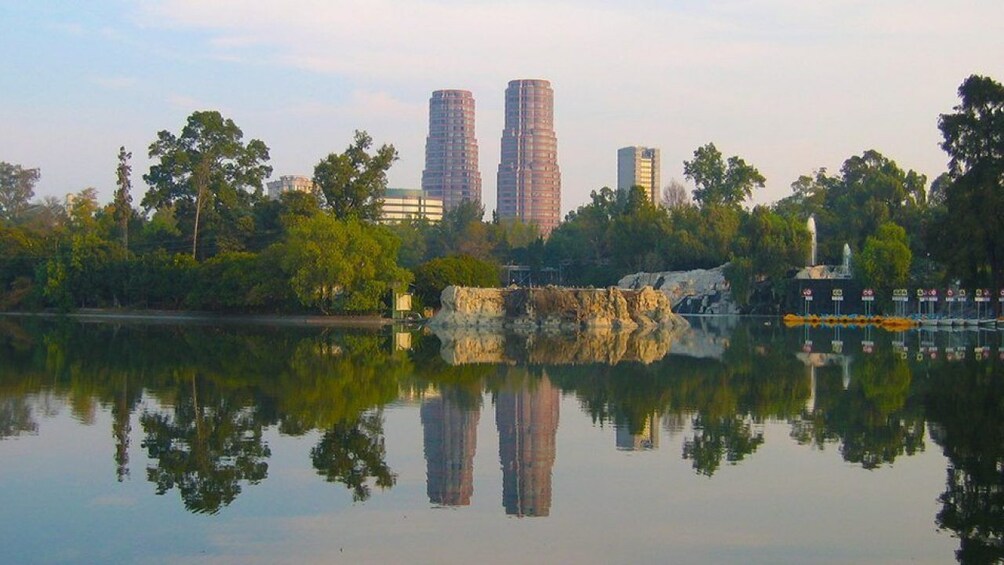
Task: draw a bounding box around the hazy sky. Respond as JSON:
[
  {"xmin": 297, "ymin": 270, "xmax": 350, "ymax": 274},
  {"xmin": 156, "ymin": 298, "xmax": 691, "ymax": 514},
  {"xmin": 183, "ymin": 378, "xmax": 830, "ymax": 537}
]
[{"xmin": 2, "ymin": 1, "xmax": 1002, "ymax": 216}]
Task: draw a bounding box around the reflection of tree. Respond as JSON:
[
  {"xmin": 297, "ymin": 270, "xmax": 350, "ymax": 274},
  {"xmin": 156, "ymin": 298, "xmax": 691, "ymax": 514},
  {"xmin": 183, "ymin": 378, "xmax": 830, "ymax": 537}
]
[
  {"xmin": 683, "ymin": 414, "xmax": 764, "ymax": 476},
  {"xmin": 791, "ymin": 350, "xmax": 924, "ymax": 469},
  {"xmin": 926, "ymin": 360, "xmax": 1004, "ymax": 563},
  {"xmin": 310, "ymin": 411, "xmax": 395, "ymax": 502},
  {"xmin": 140, "ymin": 374, "xmax": 270, "ymax": 515},
  {"xmin": 546, "ymin": 323, "xmax": 808, "ymax": 476},
  {"xmin": 274, "ymin": 334, "xmax": 411, "ymax": 434}
]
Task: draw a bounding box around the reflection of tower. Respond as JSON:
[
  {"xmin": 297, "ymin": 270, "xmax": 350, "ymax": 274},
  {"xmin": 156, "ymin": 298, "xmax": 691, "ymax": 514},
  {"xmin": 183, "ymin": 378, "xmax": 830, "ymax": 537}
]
[
  {"xmin": 806, "ymin": 365, "xmax": 817, "ymax": 413},
  {"xmin": 496, "ymin": 376, "xmax": 560, "ymax": 517},
  {"xmin": 662, "ymin": 412, "xmax": 688, "ymax": 439},
  {"xmin": 421, "ymin": 391, "xmax": 480, "ymax": 506},
  {"xmin": 615, "ymin": 413, "xmax": 660, "ymax": 451}
]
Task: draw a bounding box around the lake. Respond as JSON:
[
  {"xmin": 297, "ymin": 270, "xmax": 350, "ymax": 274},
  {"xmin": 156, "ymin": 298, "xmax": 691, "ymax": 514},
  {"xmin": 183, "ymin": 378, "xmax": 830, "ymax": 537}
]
[{"xmin": 1, "ymin": 316, "xmax": 1001, "ymax": 564}]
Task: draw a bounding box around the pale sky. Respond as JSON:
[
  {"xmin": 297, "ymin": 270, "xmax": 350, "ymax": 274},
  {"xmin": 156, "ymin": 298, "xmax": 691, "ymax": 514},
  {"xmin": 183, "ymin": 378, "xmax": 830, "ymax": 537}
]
[{"xmin": 2, "ymin": 1, "xmax": 1002, "ymax": 216}]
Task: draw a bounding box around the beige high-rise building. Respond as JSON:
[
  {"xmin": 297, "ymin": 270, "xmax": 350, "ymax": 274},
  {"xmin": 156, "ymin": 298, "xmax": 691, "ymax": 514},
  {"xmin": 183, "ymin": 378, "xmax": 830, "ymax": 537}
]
[
  {"xmin": 422, "ymin": 90, "xmax": 481, "ymax": 211},
  {"xmin": 617, "ymin": 146, "xmax": 661, "ymax": 204},
  {"xmin": 266, "ymin": 175, "xmax": 315, "ymax": 200},
  {"xmin": 497, "ymin": 79, "xmax": 561, "ymax": 236}
]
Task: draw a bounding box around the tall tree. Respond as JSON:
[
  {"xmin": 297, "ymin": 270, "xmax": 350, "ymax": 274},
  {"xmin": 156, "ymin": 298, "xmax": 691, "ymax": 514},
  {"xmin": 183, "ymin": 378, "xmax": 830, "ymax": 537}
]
[
  {"xmin": 855, "ymin": 221, "xmax": 913, "ymax": 294},
  {"xmin": 0, "ymin": 162, "xmax": 40, "ymax": 224},
  {"xmin": 113, "ymin": 146, "xmax": 133, "ymax": 251},
  {"xmin": 142, "ymin": 111, "xmax": 272, "ymax": 259},
  {"xmin": 683, "ymin": 143, "xmax": 765, "ymax": 208},
  {"xmin": 276, "ymin": 213, "xmax": 412, "ymax": 313},
  {"xmin": 313, "ymin": 130, "xmax": 397, "ymax": 221},
  {"xmin": 661, "ymin": 178, "xmax": 690, "ymax": 209},
  {"xmin": 938, "ymin": 74, "xmax": 1004, "ymax": 294}
]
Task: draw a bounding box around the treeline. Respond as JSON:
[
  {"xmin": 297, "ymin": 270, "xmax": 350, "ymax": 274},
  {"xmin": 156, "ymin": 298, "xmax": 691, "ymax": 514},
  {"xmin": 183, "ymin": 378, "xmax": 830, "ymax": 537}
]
[{"xmin": 1, "ymin": 75, "xmax": 1002, "ymax": 314}]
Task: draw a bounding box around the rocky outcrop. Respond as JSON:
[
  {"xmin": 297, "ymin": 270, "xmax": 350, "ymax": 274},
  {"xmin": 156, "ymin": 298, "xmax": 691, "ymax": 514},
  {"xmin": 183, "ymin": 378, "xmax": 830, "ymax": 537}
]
[
  {"xmin": 433, "ymin": 325, "xmax": 690, "ymax": 366},
  {"xmin": 618, "ymin": 264, "xmax": 739, "ymax": 315},
  {"xmin": 429, "ymin": 285, "xmax": 687, "ymax": 331}
]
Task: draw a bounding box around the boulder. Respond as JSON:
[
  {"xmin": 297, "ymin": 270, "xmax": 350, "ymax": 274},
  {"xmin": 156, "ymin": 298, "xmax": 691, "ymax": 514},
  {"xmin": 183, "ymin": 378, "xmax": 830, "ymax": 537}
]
[{"xmin": 618, "ymin": 264, "xmax": 739, "ymax": 315}]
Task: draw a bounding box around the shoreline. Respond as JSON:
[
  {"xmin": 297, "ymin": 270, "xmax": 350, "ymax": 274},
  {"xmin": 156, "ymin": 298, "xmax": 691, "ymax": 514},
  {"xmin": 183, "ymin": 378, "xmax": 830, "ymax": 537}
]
[{"xmin": 0, "ymin": 309, "xmax": 396, "ymax": 328}]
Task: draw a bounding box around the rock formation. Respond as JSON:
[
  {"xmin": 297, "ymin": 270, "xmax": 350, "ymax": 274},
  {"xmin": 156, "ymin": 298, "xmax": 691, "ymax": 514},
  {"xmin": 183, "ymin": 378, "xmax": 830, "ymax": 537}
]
[
  {"xmin": 429, "ymin": 285, "xmax": 687, "ymax": 331},
  {"xmin": 618, "ymin": 264, "xmax": 739, "ymax": 315}
]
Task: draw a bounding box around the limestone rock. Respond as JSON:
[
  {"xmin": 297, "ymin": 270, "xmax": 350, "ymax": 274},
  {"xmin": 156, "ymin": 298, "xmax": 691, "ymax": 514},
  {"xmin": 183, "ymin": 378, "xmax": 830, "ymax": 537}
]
[
  {"xmin": 618, "ymin": 264, "xmax": 739, "ymax": 315},
  {"xmin": 428, "ymin": 285, "xmax": 688, "ymax": 331}
]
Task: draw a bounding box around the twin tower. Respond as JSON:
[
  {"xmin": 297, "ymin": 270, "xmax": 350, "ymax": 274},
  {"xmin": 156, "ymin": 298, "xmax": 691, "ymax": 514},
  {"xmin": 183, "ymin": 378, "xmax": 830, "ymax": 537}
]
[{"xmin": 421, "ymin": 80, "xmax": 561, "ymax": 236}]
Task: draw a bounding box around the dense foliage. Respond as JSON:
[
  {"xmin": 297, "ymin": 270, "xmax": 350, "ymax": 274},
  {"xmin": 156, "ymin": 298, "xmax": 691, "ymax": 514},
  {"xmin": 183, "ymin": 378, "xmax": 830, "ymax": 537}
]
[{"xmin": 413, "ymin": 255, "xmax": 501, "ymax": 307}]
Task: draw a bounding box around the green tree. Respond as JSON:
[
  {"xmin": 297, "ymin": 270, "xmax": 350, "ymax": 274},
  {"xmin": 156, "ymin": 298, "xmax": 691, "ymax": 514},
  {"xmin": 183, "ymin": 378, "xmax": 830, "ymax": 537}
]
[
  {"xmin": 276, "ymin": 213, "xmax": 411, "ymax": 313},
  {"xmin": 776, "ymin": 151, "xmax": 930, "ymax": 265},
  {"xmin": 856, "ymin": 222, "xmax": 912, "ymax": 294},
  {"xmin": 413, "ymin": 255, "xmax": 499, "ymax": 307},
  {"xmin": 937, "ymin": 74, "xmax": 1004, "ymax": 294},
  {"xmin": 113, "ymin": 146, "xmax": 133, "ymax": 251},
  {"xmin": 0, "ymin": 162, "xmax": 40, "ymax": 224},
  {"xmin": 39, "ymin": 188, "xmax": 126, "ymax": 309},
  {"xmin": 313, "ymin": 130, "xmax": 397, "ymax": 221},
  {"xmin": 142, "ymin": 110, "xmax": 272, "ymax": 259},
  {"xmin": 683, "ymin": 143, "xmax": 765, "ymax": 208}
]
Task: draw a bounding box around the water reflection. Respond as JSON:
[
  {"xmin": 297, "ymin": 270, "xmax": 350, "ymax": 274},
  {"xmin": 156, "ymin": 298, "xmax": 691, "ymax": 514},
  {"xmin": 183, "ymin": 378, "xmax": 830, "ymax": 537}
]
[
  {"xmin": 421, "ymin": 389, "xmax": 479, "ymax": 506},
  {"xmin": 0, "ymin": 317, "xmax": 1002, "ymax": 561},
  {"xmin": 496, "ymin": 373, "xmax": 559, "ymax": 517}
]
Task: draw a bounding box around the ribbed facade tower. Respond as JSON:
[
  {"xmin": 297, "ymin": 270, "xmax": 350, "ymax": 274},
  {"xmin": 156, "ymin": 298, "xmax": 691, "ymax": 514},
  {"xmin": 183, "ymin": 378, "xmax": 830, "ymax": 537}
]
[
  {"xmin": 422, "ymin": 90, "xmax": 481, "ymax": 211},
  {"xmin": 497, "ymin": 79, "xmax": 561, "ymax": 236}
]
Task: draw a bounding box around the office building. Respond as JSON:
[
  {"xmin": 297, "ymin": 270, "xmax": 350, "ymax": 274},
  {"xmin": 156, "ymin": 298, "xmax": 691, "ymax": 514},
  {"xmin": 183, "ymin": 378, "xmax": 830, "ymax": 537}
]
[
  {"xmin": 617, "ymin": 146, "xmax": 661, "ymax": 204},
  {"xmin": 379, "ymin": 188, "xmax": 444, "ymax": 224},
  {"xmin": 422, "ymin": 90, "xmax": 482, "ymax": 211},
  {"xmin": 497, "ymin": 79, "xmax": 561, "ymax": 236},
  {"xmin": 266, "ymin": 175, "xmax": 315, "ymax": 200}
]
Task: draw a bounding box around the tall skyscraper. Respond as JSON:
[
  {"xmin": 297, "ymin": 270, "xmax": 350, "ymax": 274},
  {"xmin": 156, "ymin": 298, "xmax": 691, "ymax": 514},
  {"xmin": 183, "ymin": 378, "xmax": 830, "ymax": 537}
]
[
  {"xmin": 617, "ymin": 146, "xmax": 661, "ymax": 204},
  {"xmin": 496, "ymin": 375, "xmax": 560, "ymax": 517},
  {"xmin": 421, "ymin": 391, "xmax": 480, "ymax": 506},
  {"xmin": 497, "ymin": 79, "xmax": 561, "ymax": 236},
  {"xmin": 422, "ymin": 90, "xmax": 481, "ymax": 211}
]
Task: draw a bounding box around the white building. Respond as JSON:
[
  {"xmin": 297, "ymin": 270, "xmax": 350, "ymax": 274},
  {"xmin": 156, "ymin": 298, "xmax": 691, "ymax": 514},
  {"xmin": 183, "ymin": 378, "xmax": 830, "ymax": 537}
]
[
  {"xmin": 266, "ymin": 175, "xmax": 315, "ymax": 200},
  {"xmin": 617, "ymin": 146, "xmax": 661, "ymax": 204},
  {"xmin": 379, "ymin": 188, "xmax": 444, "ymax": 224}
]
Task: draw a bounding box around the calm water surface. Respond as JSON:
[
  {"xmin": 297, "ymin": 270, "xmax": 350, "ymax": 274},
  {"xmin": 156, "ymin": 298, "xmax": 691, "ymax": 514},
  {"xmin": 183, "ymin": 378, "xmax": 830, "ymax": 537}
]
[{"xmin": 1, "ymin": 316, "xmax": 1002, "ymax": 564}]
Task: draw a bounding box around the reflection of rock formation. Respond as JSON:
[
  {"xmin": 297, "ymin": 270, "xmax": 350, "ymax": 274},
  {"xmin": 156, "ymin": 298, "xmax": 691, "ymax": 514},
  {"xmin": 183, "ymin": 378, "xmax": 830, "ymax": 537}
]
[
  {"xmin": 435, "ymin": 326, "xmax": 690, "ymax": 366},
  {"xmin": 430, "ymin": 286, "xmax": 687, "ymax": 331},
  {"xmin": 616, "ymin": 413, "xmax": 660, "ymax": 451},
  {"xmin": 421, "ymin": 392, "xmax": 480, "ymax": 506},
  {"xmin": 496, "ymin": 377, "xmax": 560, "ymax": 517}
]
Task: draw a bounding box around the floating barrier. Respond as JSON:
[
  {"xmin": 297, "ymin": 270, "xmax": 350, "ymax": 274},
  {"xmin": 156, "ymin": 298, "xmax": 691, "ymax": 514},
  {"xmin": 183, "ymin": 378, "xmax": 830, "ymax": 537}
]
[{"xmin": 782, "ymin": 314, "xmax": 919, "ymax": 329}]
